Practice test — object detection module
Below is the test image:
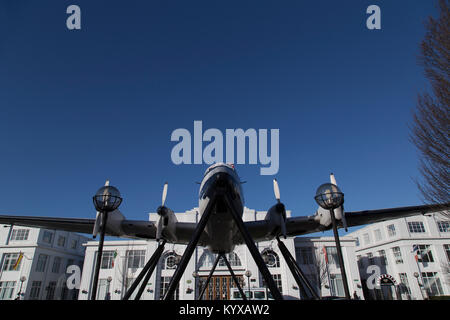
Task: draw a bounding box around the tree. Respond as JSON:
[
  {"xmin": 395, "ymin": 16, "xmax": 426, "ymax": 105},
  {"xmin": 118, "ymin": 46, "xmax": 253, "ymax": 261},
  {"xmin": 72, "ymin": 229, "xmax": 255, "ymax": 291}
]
[{"xmin": 410, "ymin": 0, "xmax": 450, "ymax": 218}]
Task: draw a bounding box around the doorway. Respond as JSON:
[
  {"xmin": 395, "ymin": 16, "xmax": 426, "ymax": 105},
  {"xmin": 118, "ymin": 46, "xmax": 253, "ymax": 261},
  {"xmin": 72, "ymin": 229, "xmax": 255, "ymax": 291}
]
[{"xmin": 200, "ymin": 275, "xmax": 244, "ymax": 300}]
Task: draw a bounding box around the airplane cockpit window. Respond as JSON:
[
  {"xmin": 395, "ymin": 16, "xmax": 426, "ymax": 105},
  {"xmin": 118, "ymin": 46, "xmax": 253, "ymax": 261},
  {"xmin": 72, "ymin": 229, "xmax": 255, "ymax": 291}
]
[{"xmin": 203, "ymin": 163, "xmax": 235, "ymax": 176}]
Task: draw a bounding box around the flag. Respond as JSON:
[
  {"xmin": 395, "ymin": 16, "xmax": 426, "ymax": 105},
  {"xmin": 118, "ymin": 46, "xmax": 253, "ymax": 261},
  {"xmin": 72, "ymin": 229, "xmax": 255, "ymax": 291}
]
[
  {"xmin": 323, "ymin": 246, "xmax": 328, "ymax": 264},
  {"xmin": 12, "ymin": 252, "xmax": 23, "ymax": 270},
  {"xmin": 412, "ymin": 245, "xmax": 421, "ymax": 262},
  {"xmin": 111, "ymin": 250, "xmax": 117, "ymax": 267}
]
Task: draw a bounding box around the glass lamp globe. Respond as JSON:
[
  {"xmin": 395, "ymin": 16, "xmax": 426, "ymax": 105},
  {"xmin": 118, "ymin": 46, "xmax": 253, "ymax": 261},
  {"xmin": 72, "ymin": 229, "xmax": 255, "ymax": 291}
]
[
  {"xmin": 93, "ymin": 185, "xmax": 122, "ymax": 212},
  {"xmin": 314, "ymin": 183, "xmax": 344, "ymax": 210}
]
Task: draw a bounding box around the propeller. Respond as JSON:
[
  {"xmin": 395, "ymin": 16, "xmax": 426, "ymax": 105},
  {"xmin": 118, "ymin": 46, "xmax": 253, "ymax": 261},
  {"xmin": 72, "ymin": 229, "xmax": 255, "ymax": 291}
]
[
  {"xmin": 273, "ymin": 179, "xmax": 287, "ymax": 239},
  {"xmin": 92, "ymin": 180, "xmax": 110, "ymax": 238},
  {"xmin": 162, "ymin": 182, "xmax": 168, "ymax": 207},
  {"xmin": 157, "ymin": 182, "xmax": 169, "ymax": 241},
  {"xmin": 330, "ymin": 173, "xmax": 348, "ymax": 232}
]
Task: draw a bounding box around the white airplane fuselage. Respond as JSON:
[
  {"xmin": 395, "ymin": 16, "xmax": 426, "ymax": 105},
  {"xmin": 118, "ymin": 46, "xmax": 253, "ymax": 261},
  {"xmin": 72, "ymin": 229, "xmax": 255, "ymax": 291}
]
[{"xmin": 198, "ymin": 164, "xmax": 244, "ymax": 253}]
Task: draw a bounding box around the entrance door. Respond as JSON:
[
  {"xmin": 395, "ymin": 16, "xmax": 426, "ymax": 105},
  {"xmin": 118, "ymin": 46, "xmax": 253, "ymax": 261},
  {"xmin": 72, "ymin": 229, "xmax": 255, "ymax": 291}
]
[{"xmin": 200, "ymin": 276, "xmax": 244, "ymax": 300}]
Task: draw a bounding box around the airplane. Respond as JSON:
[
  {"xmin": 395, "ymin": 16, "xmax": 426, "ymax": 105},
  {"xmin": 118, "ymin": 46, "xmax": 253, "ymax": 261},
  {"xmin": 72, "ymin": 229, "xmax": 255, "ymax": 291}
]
[
  {"xmin": 0, "ymin": 162, "xmax": 447, "ymax": 300},
  {"xmin": 0, "ymin": 162, "xmax": 444, "ymax": 253}
]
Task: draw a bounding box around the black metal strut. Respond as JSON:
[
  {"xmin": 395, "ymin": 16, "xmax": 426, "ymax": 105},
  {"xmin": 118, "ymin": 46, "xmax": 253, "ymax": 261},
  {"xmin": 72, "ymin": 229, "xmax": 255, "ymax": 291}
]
[
  {"xmin": 122, "ymin": 239, "xmax": 166, "ymax": 300},
  {"xmin": 164, "ymin": 192, "xmax": 283, "ymax": 300},
  {"xmin": 276, "ymin": 236, "xmax": 320, "ymax": 300},
  {"xmin": 223, "ymin": 194, "xmax": 283, "ymax": 300}
]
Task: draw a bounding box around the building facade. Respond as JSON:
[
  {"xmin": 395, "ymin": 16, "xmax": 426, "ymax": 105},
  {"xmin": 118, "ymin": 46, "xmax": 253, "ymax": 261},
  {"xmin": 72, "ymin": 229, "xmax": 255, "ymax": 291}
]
[
  {"xmin": 348, "ymin": 213, "xmax": 450, "ymax": 300},
  {"xmin": 0, "ymin": 224, "xmax": 89, "ymax": 300},
  {"xmin": 78, "ymin": 207, "xmax": 362, "ymax": 300}
]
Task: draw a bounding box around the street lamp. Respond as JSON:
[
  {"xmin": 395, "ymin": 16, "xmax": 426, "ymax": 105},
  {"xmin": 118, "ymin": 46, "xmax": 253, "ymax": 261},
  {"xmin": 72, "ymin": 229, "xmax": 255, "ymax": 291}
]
[
  {"xmin": 106, "ymin": 276, "xmax": 113, "ymax": 300},
  {"xmin": 245, "ymin": 270, "xmax": 252, "ymax": 300},
  {"xmin": 17, "ymin": 276, "xmax": 26, "ymax": 300},
  {"xmin": 91, "ymin": 184, "xmax": 122, "ymax": 300},
  {"xmin": 413, "ymin": 272, "xmax": 425, "ymax": 300},
  {"xmin": 192, "ymin": 271, "xmax": 199, "ymax": 300},
  {"xmin": 314, "ymin": 183, "xmax": 350, "ymax": 299}
]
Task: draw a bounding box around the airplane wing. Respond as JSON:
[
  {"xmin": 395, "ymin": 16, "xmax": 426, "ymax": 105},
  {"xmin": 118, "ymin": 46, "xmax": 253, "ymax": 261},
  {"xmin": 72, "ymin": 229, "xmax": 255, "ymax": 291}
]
[
  {"xmin": 0, "ymin": 214, "xmax": 159, "ymax": 240},
  {"xmin": 244, "ymin": 203, "xmax": 447, "ymax": 241},
  {"xmin": 0, "ymin": 214, "xmax": 204, "ymax": 243}
]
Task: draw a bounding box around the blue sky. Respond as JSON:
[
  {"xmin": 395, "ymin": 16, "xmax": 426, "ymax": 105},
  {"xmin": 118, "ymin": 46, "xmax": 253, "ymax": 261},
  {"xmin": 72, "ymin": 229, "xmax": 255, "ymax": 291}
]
[{"xmin": 0, "ymin": 1, "xmax": 439, "ymax": 237}]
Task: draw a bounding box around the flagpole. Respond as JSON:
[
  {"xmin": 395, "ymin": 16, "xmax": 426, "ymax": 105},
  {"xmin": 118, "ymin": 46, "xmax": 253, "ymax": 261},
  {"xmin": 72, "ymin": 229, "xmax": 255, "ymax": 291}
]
[
  {"xmin": 412, "ymin": 246, "xmax": 427, "ymax": 299},
  {"xmin": 323, "ymin": 246, "xmax": 332, "ymax": 296}
]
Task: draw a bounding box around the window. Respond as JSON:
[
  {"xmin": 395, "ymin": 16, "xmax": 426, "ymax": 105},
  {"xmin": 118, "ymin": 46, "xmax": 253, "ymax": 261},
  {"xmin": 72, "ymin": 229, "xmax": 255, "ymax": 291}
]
[
  {"xmin": 164, "ymin": 253, "xmax": 179, "ymax": 270},
  {"xmin": 421, "ymin": 272, "xmax": 444, "ymax": 297},
  {"xmin": 408, "ymin": 221, "xmax": 426, "ymax": 233},
  {"xmin": 262, "ymin": 250, "xmax": 280, "ymax": 268},
  {"xmin": 357, "ymin": 255, "xmax": 363, "ymax": 269},
  {"xmin": 272, "ymin": 274, "xmax": 283, "ymax": 294},
  {"xmin": 297, "ymin": 247, "xmax": 314, "ymax": 265},
  {"xmin": 52, "ymin": 256, "xmax": 62, "ymax": 273},
  {"xmin": 29, "ymin": 281, "xmax": 42, "ymax": 300},
  {"xmin": 100, "ymin": 251, "xmax": 116, "ymax": 269},
  {"xmin": 355, "ymin": 237, "xmax": 360, "ymax": 247},
  {"xmin": 70, "ymin": 240, "xmax": 78, "ymax": 249},
  {"xmin": 10, "ymin": 229, "xmax": 29, "ymax": 241},
  {"xmin": 415, "ymin": 245, "xmax": 434, "ymax": 263},
  {"xmin": 42, "ymin": 231, "xmax": 54, "ymax": 244},
  {"xmin": 1, "ymin": 253, "xmax": 22, "ymax": 271},
  {"xmin": 0, "ymin": 281, "xmax": 16, "ymax": 300},
  {"xmin": 218, "ymin": 252, "xmax": 242, "ymax": 267},
  {"xmin": 398, "ymin": 273, "xmax": 411, "ymax": 295},
  {"xmin": 444, "ymin": 244, "xmax": 450, "ymax": 262},
  {"xmin": 126, "ymin": 250, "xmax": 145, "ymax": 269},
  {"xmin": 96, "ymin": 279, "xmax": 110, "ymax": 300},
  {"xmin": 392, "ymin": 247, "xmax": 403, "ymax": 264},
  {"xmin": 374, "ymin": 229, "xmax": 382, "ymax": 241},
  {"xmin": 66, "ymin": 259, "xmax": 74, "ymax": 271},
  {"xmin": 378, "ymin": 250, "xmax": 388, "ymax": 266},
  {"xmin": 363, "ymin": 233, "xmax": 370, "ymax": 245},
  {"xmin": 325, "ymin": 247, "xmax": 339, "ymax": 266},
  {"xmin": 159, "ymin": 276, "xmax": 179, "ymax": 300},
  {"xmin": 330, "ymin": 274, "xmax": 344, "ymax": 297},
  {"xmin": 437, "ymin": 221, "xmax": 450, "ymax": 233},
  {"xmin": 262, "ymin": 274, "xmax": 283, "ymax": 294},
  {"xmin": 387, "ymin": 224, "xmax": 396, "ymax": 237},
  {"xmin": 36, "ymin": 254, "xmax": 49, "ymax": 272},
  {"xmin": 46, "ymin": 281, "xmax": 57, "ymax": 300},
  {"xmin": 367, "ymin": 252, "xmax": 374, "ymax": 265},
  {"xmin": 57, "ymin": 236, "xmax": 66, "ymax": 247}
]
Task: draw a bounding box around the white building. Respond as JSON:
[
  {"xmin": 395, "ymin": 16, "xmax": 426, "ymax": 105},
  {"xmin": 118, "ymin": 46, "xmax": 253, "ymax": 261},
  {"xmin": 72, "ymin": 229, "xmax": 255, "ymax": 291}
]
[
  {"xmin": 0, "ymin": 224, "xmax": 89, "ymax": 300},
  {"xmin": 78, "ymin": 207, "xmax": 362, "ymax": 300},
  {"xmin": 348, "ymin": 213, "xmax": 450, "ymax": 300},
  {"xmin": 294, "ymin": 236, "xmax": 363, "ymax": 299}
]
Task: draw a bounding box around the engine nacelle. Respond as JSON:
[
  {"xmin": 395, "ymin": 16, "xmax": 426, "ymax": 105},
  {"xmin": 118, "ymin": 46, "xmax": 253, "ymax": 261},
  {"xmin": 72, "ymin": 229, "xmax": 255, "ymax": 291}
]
[
  {"xmin": 98, "ymin": 209, "xmax": 126, "ymax": 237},
  {"xmin": 264, "ymin": 203, "xmax": 285, "ymax": 238},
  {"xmin": 156, "ymin": 206, "xmax": 178, "ymax": 242},
  {"xmin": 315, "ymin": 205, "xmax": 345, "ymax": 228}
]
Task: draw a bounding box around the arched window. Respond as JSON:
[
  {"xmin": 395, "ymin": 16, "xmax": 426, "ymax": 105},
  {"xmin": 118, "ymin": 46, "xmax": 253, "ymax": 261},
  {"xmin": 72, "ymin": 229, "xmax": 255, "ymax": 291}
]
[
  {"xmin": 218, "ymin": 252, "xmax": 242, "ymax": 267},
  {"xmin": 262, "ymin": 249, "xmax": 280, "ymax": 268},
  {"xmin": 163, "ymin": 252, "xmax": 179, "ymax": 270},
  {"xmin": 198, "ymin": 250, "xmax": 242, "ymax": 268}
]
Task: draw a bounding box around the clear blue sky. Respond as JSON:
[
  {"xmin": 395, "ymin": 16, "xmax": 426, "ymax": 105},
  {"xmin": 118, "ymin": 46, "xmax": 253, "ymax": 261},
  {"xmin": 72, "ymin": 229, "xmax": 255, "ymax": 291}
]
[{"xmin": 0, "ymin": 1, "xmax": 439, "ymax": 237}]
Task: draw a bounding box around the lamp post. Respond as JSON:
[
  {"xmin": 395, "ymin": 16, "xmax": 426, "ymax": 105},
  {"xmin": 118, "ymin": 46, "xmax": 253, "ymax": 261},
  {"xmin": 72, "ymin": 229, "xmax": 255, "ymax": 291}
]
[
  {"xmin": 413, "ymin": 272, "xmax": 425, "ymax": 300},
  {"xmin": 106, "ymin": 276, "xmax": 112, "ymax": 300},
  {"xmin": 314, "ymin": 183, "xmax": 350, "ymax": 299},
  {"xmin": 17, "ymin": 276, "xmax": 26, "ymax": 300},
  {"xmin": 192, "ymin": 271, "xmax": 198, "ymax": 300},
  {"xmin": 91, "ymin": 184, "xmax": 122, "ymax": 300},
  {"xmin": 245, "ymin": 270, "xmax": 252, "ymax": 300}
]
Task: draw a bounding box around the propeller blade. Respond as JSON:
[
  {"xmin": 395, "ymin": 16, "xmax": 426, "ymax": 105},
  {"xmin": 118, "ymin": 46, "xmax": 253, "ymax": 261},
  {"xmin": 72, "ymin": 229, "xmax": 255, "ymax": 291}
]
[
  {"xmin": 273, "ymin": 179, "xmax": 281, "ymax": 202},
  {"xmin": 162, "ymin": 182, "xmax": 168, "ymax": 207}
]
